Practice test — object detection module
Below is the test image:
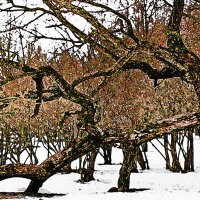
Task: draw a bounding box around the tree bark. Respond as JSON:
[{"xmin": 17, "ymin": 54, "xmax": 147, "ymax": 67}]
[
  {"xmin": 190, "ymin": 67, "xmax": 200, "ymax": 108},
  {"xmin": 189, "ymin": 131, "xmax": 194, "ymax": 172},
  {"xmin": 25, "ymin": 179, "xmax": 46, "ymax": 193},
  {"xmin": 171, "ymin": 132, "xmax": 182, "ymax": 172},
  {"xmin": 0, "ymin": 133, "xmax": 103, "ymax": 193},
  {"xmin": 80, "ymin": 148, "xmax": 99, "ymax": 182},
  {"xmin": 183, "ymin": 130, "xmax": 194, "ymax": 172},
  {"xmin": 118, "ymin": 144, "xmax": 136, "ymax": 192},
  {"xmin": 102, "ymin": 145, "xmax": 112, "ymax": 165},
  {"xmin": 164, "ymin": 134, "xmax": 173, "ymax": 170},
  {"xmin": 62, "ymin": 163, "xmax": 72, "ymax": 174},
  {"xmin": 137, "ymin": 146, "xmax": 147, "ymax": 170}
]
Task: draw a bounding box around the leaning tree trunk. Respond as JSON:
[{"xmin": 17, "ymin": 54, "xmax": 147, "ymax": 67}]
[
  {"xmin": 25, "ymin": 133, "xmax": 102, "ymax": 193},
  {"xmin": 118, "ymin": 143, "xmax": 136, "ymax": 192},
  {"xmin": 137, "ymin": 146, "xmax": 147, "ymax": 170}
]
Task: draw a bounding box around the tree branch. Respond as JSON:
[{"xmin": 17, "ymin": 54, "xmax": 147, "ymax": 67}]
[
  {"xmin": 104, "ymin": 112, "xmax": 200, "ymax": 145},
  {"xmin": 79, "ymin": 0, "xmax": 139, "ymax": 43},
  {"xmin": 167, "ymin": 0, "xmax": 186, "ymax": 51},
  {"xmin": 42, "ymin": 0, "xmax": 119, "ymax": 60}
]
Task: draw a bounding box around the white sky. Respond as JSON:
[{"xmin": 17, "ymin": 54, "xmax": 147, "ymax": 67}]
[{"xmin": 0, "ymin": 0, "xmax": 175, "ymax": 58}]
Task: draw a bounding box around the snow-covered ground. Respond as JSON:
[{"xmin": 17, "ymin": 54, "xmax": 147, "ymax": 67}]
[{"xmin": 1, "ymin": 137, "xmax": 200, "ymax": 200}]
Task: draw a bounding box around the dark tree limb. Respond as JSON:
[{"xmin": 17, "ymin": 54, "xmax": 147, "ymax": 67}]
[
  {"xmin": 0, "ymin": 126, "xmax": 104, "ymax": 192},
  {"xmin": 32, "ymin": 76, "xmax": 44, "ymax": 117},
  {"xmin": 0, "ymin": 58, "xmax": 97, "ymax": 125}
]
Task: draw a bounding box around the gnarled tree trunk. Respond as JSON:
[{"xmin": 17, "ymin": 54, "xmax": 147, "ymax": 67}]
[{"xmin": 0, "ymin": 133, "xmax": 103, "ymax": 193}]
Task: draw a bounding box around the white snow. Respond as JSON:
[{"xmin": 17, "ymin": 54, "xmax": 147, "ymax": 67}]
[{"xmin": 1, "ymin": 137, "xmax": 200, "ymax": 200}]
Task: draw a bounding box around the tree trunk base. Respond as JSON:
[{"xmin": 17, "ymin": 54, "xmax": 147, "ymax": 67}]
[
  {"xmin": 25, "ymin": 179, "xmax": 45, "ymax": 193},
  {"xmin": 79, "ymin": 169, "xmax": 95, "ymax": 182}
]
